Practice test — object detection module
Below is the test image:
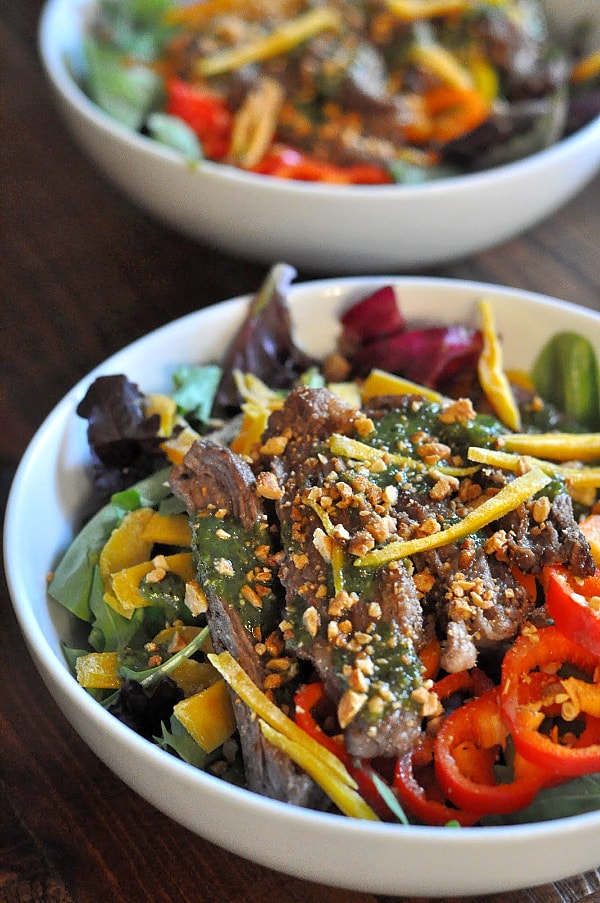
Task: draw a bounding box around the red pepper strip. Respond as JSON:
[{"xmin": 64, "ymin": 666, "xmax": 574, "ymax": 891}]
[
  {"xmin": 544, "ymin": 565, "xmax": 600, "ymax": 656},
  {"xmin": 393, "ymin": 736, "xmax": 480, "ymax": 826},
  {"xmin": 250, "ymin": 146, "xmax": 393, "ymax": 185},
  {"xmin": 433, "ymin": 666, "xmax": 494, "ymax": 705},
  {"xmin": 500, "ymin": 625, "xmax": 600, "ymax": 776},
  {"xmin": 294, "ymin": 682, "xmax": 395, "ymax": 819},
  {"xmin": 434, "ymin": 687, "xmax": 549, "ymax": 815},
  {"xmin": 165, "ymin": 78, "xmax": 233, "ymax": 160}
]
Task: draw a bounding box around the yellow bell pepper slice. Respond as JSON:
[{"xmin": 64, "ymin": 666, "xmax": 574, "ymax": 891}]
[
  {"xmin": 169, "ymin": 659, "xmax": 221, "ymax": 697},
  {"xmin": 477, "ymin": 298, "xmax": 521, "ymax": 432},
  {"xmin": 385, "ymin": 0, "xmax": 471, "ymax": 20}
]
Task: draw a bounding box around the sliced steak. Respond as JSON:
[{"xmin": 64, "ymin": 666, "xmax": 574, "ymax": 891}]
[
  {"xmin": 260, "ymin": 388, "xmax": 425, "ymax": 759},
  {"xmin": 170, "ymin": 440, "xmax": 325, "ymax": 808}
]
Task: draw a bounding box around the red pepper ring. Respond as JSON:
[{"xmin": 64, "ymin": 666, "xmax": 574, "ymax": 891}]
[
  {"xmin": 434, "ymin": 687, "xmax": 548, "ymax": 815},
  {"xmin": 500, "ymin": 625, "xmax": 600, "ymax": 777},
  {"xmin": 544, "ymin": 565, "xmax": 600, "ymax": 657},
  {"xmin": 294, "ymin": 682, "xmax": 395, "ymax": 820},
  {"xmin": 393, "ymin": 737, "xmax": 480, "ymax": 826},
  {"xmin": 433, "ymin": 666, "xmax": 494, "ymax": 704}
]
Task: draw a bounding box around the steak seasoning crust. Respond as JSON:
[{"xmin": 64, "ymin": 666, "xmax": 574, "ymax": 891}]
[{"xmin": 170, "ymin": 386, "xmax": 594, "ymax": 804}]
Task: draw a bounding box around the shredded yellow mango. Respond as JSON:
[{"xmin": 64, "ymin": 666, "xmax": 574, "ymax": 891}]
[
  {"xmin": 355, "ymin": 466, "xmax": 550, "ymax": 567},
  {"xmin": 467, "ymin": 446, "xmax": 600, "ymax": 488},
  {"xmin": 328, "ymin": 433, "xmax": 477, "ymax": 478},
  {"xmin": 385, "ymin": 0, "xmax": 471, "ymax": 20},
  {"xmin": 477, "ymin": 298, "xmax": 521, "ymax": 432},
  {"xmin": 500, "ymin": 433, "xmax": 600, "ymax": 463},
  {"xmin": 208, "ymin": 650, "xmax": 357, "ymax": 788},
  {"xmin": 196, "ymin": 8, "xmax": 341, "ymax": 78},
  {"xmin": 259, "ymin": 720, "xmax": 379, "ymax": 821}
]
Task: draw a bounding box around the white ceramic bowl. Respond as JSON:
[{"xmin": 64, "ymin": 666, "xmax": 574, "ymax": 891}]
[
  {"xmin": 38, "ymin": 0, "xmax": 600, "ymax": 274},
  {"xmin": 6, "ymin": 276, "xmax": 600, "ymax": 897}
]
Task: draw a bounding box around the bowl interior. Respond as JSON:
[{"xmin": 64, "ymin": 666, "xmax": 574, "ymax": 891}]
[{"xmin": 6, "ymin": 277, "xmax": 600, "ymax": 897}]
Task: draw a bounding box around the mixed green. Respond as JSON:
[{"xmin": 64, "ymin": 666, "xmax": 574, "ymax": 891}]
[
  {"xmin": 49, "ymin": 265, "xmax": 600, "ymax": 824},
  {"xmin": 79, "ymin": 0, "xmax": 600, "ymax": 184}
]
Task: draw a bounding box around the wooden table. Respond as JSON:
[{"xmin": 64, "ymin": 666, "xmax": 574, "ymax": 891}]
[{"xmin": 2, "ymin": 4, "xmax": 600, "ymax": 901}]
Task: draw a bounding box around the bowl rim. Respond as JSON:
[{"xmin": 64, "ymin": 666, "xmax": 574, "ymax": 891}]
[
  {"xmin": 38, "ymin": 0, "xmax": 600, "ymax": 201},
  {"xmin": 6, "ymin": 273, "xmax": 600, "ymax": 864}
]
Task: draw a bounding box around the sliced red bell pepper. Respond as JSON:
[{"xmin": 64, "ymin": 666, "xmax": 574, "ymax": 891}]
[
  {"xmin": 165, "ymin": 77, "xmax": 233, "ymax": 160},
  {"xmin": 500, "ymin": 625, "xmax": 600, "ymax": 776},
  {"xmin": 251, "ymin": 145, "xmax": 393, "ymax": 185},
  {"xmin": 393, "ymin": 735, "xmax": 480, "ymax": 826},
  {"xmin": 433, "ymin": 666, "xmax": 494, "ymax": 705},
  {"xmin": 434, "ymin": 687, "xmax": 549, "ymax": 815},
  {"xmin": 544, "ymin": 565, "xmax": 600, "ymax": 656},
  {"xmin": 294, "ymin": 682, "xmax": 396, "ymax": 820}
]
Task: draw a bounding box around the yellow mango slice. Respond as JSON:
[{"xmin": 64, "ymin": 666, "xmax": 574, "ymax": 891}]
[
  {"xmin": 362, "ymin": 368, "xmax": 443, "ymax": 403},
  {"xmin": 109, "ymin": 552, "xmax": 194, "ymax": 619},
  {"xmin": 142, "ymin": 512, "xmax": 192, "ymax": 547},
  {"xmin": 99, "ymin": 508, "xmax": 155, "ymax": 584},
  {"xmin": 76, "ymin": 652, "xmax": 123, "ymax": 689},
  {"xmin": 169, "ymin": 659, "xmax": 221, "ymax": 697},
  {"xmin": 145, "ymin": 393, "xmax": 177, "ymax": 437},
  {"xmin": 161, "ymin": 424, "xmax": 201, "ymax": 465},
  {"xmin": 174, "ymin": 680, "xmax": 237, "ymax": 753}
]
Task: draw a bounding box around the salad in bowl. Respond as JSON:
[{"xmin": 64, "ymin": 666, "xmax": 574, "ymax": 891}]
[{"xmin": 7, "ymin": 268, "xmax": 600, "ymax": 895}]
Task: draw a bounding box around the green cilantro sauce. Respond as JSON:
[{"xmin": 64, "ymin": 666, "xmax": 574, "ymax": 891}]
[{"xmin": 190, "ymin": 512, "xmax": 280, "ymax": 636}]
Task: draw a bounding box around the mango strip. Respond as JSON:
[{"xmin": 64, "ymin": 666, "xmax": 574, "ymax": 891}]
[
  {"xmin": 355, "ymin": 466, "xmax": 550, "ymax": 567},
  {"xmin": 385, "ymin": 0, "xmax": 471, "ymax": 20},
  {"xmin": 477, "ymin": 298, "xmax": 521, "ymax": 431},
  {"xmin": 208, "ymin": 650, "xmax": 356, "ymax": 788},
  {"xmin": 328, "ymin": 433, "xmax": 477, "ymax": 477},
  {"xmin": 196, "ymin": 8, "xmax": 340, "ymax": 78},
  {"xmin": 467, "ymin": 446, "xmax": 600, "ymax": 488},
  {"xmin": 259, "ymin": 720, "xmax": 379, "ymax": 821},
  {"xmin": 362, "ymin": 368, "xmax": 443, "ymax": 403},
  {"xmin": 500, "ymin": 433, "xmax": 600, "ymax": 463}
]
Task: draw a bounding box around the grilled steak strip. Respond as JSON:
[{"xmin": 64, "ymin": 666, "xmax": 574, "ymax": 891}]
[
  {"xmin": 170, "ymin": 440, "xmax": 325, "ymax": 808},
  {"xmin": 260, "ymin": 387, "xmax": 425, "ymax": 759}
]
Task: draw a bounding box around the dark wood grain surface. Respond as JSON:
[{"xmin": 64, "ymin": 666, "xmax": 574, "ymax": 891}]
[{"xmin": 3, "ymin": 3, "xmax": 600, "ymax": 901}]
